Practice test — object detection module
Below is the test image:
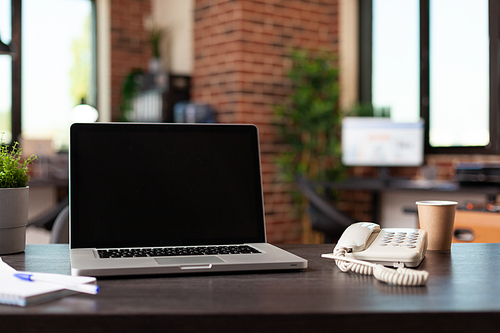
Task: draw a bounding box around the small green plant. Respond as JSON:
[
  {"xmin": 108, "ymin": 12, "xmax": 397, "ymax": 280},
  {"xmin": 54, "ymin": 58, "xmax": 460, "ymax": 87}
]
[
  {"xmin": 143, "ymin": 15, "xmax": 163, "ymax": 58},
  {"xmin": 119, "ymin": 69, "xmax": 144, "ymax": 121},
  {"xmin": 0, "ymin": 134, "xmax": 37, "ymax": 188},
  {"xmin": 347, "ymin": 103, "xmax": 391, "ymax": 117}
]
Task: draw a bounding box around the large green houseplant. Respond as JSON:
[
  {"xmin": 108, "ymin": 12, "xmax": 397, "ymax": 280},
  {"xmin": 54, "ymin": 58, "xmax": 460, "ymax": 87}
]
[
  {"xmin": 0, "ymin": 135, "xmax": 37, "ymax": 254},
  {"xmin": 275, "ymin": 49, "xmax": 345, "ymax": 242},
  {"xmin": 275, "ymin": 49, "xmax": 344, "ymax": 182}
]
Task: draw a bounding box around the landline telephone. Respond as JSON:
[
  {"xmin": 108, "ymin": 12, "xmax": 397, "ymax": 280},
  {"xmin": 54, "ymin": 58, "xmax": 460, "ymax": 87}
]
[{"xmin": 322, "ymin": 222, "xmax": 430, "ymax": 286}]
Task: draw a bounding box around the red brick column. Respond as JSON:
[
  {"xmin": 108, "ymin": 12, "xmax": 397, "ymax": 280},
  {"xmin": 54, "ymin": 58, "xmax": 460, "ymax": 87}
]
[
  {"xmin": 109, "ymin": 0, "xmax": 152, "ymax": 120},
  {"xmin": 192, "ymin": 0, "xmax": 340, "ymax": 243}
]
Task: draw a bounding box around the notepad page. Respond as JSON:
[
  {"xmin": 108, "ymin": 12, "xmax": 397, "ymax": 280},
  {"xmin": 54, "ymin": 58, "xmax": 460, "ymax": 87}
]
[{"xmin": 0, "ymin": 258, "xmax": 95, "ymax": 306}]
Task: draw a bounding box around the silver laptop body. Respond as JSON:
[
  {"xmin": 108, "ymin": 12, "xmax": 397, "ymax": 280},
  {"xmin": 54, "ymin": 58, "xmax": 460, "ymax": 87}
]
[{"xmin": 69, "ymin": 123, "xmax": 307, "ymax": 276}]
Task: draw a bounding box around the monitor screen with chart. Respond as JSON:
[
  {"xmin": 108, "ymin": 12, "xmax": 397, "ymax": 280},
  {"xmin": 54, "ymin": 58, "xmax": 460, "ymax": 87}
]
[{"xmin": 341, "ymin": 117, "xmax": 424, "ymax": 167}]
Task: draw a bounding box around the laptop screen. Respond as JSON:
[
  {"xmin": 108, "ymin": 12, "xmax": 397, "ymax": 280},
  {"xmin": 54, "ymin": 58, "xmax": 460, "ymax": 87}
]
[{"xmin": 70, "ymin": 123, "xmax": 266, "ymax": 249}]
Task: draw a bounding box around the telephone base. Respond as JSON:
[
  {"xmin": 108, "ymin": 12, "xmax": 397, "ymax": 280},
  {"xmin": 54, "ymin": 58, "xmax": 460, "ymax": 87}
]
[
  {"xmin": 328, "ymin": 226, "xmax": 428, "ymax": 268},
  {"xmin": 321, "ymin": 253, "xmax": 424, "ymax": 268}
]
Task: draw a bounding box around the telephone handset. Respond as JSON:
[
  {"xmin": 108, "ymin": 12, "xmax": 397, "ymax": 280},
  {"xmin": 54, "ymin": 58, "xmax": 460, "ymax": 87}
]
[
  {"xmin": 334, "ymin": 222, "xmax": 381, "ymax": 252},
  {"xmin": 322, "ymin": 222, "xmax": 429, "ymax": 286}
]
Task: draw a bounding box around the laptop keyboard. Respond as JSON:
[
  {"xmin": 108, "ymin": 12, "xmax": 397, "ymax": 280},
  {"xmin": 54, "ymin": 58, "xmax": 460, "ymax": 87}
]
[{"xmin": 97, "ymin": 245, "xmax": 261, "ymax": 258}]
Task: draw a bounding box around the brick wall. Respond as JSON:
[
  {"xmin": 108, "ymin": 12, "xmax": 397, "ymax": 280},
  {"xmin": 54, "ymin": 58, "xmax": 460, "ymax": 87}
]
[
  {"xmin": 109, "ymin": 0, "xmax": 152, "ymax": 120},
  {"xmin": 192, "ymin": 0, "xmax": 340, "ymax": 243}
]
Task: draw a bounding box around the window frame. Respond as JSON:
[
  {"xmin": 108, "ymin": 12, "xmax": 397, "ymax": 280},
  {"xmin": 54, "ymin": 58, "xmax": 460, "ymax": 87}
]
[
  {"xmin": 359, "ymin": 0, "xmax": 500, "ymax": 154},
  {"xmin": 11, "ymin": 0, "xmax": 21, "ymax": 144}
]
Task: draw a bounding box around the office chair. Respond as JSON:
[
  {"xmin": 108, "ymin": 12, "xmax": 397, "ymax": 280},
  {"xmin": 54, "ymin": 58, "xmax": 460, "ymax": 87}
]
[
  {"xmin": 50, "ymin": 205, "xmax": 69, "ymax": 244},
  {"xmin": 29, "ymin": 197, "xmax": 68, "ymax": 231},
  {"xmin": 295, "ymin": 175, "xmax": 355, "ymax": 243}
]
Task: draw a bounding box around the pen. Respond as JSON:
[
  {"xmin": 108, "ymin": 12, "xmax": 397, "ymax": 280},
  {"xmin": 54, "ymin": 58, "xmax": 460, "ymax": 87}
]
[{"xmin": 13, "ymin": 273, "xmax": 100, "ymax": 295}]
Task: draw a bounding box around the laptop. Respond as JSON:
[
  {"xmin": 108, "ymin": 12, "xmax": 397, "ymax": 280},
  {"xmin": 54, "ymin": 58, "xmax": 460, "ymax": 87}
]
[{"xmin": 69, "ymin": 123, "xmax": 307, "ymax": 276}]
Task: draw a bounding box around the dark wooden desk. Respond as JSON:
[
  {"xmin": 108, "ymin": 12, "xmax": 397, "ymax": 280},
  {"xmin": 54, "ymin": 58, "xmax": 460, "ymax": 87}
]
[{"xmin": 1, "ymin": 243, "xmax": 499, "ymax": 333}]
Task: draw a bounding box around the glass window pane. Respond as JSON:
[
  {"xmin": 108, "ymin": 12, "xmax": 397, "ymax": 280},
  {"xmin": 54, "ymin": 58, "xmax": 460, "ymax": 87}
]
[
  {"xmin": 22, "ymin": 0, "xmax": 94, "ymax": 150},
  {"xmin": 0, "ymin": 0, "xmax": 12, "ymax": 142},
  {"xmin": 372, "ymin": 0, "xmax": 420, "ymax": 122},
  {"xmin": 429, "ymin": 0, "xmax": 489, "ymax": 147}
]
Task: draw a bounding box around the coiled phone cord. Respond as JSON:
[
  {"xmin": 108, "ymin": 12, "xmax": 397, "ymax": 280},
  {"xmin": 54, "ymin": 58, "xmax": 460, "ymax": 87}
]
[{"xmin": 332, "ymin": 246, "xmax": 429, "ymax": 286}]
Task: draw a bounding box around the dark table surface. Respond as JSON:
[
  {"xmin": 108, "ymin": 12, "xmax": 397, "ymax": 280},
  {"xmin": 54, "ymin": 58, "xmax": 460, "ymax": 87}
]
[{"xmin": 0, "ymin": 243, "xmax": 499, "ymax": 333}]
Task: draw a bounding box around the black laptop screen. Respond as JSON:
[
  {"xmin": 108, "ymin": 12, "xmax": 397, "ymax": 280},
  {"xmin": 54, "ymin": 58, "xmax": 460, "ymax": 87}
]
[{"xmin": 70, "ymin": 123, "xmax": 266, "ymax": 249}]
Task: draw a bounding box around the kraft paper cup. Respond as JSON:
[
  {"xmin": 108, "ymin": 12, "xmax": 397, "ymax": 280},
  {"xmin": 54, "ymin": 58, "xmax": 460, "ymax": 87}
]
[{"xmin": 416, "ymin": 200, "xmax": 458, "ymax": 251}]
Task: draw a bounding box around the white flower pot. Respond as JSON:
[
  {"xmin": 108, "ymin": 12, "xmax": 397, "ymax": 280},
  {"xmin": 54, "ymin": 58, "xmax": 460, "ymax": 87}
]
[
  {"xmin": 148, "ymin": 57, "xmax": 162, "ymax": 73},
  {"xmin": 0, "ymin": 187, "xmax": 29, "ymax": 254}
]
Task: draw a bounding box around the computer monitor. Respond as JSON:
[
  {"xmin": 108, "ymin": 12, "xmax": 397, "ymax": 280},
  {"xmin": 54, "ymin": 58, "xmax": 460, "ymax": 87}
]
[{"xmin": 341, "ymin": 117, "xmax": 424, "ymax": 167}]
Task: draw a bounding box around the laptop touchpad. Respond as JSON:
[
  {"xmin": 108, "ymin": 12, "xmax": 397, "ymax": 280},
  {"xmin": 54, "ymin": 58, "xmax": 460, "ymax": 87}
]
[{"xmin": 155, "ymin": 256, "xmax": 225, "ymax": 266}]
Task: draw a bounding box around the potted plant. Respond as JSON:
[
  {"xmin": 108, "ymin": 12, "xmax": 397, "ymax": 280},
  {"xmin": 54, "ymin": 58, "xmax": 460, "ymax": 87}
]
[
  {"xmin": 143, "ymin": 15, "xmax": 164, "ymax": 73},
  {"xmin": 0, "ymin": 135, "xmax": 37, "ymax": 254},
  {"xmin": 275, "ymin": 49, "xmax": 346, "ymax": 243}
]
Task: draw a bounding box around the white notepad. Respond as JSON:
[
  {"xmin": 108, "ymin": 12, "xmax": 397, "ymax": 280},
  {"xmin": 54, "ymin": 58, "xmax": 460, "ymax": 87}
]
[{"xmin": 0, "ymin": 258, "xmax": 96, "ymax": 307}]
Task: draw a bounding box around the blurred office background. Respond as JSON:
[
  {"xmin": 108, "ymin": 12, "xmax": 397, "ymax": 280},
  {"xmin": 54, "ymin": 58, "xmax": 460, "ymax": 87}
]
[{"xmin": 1, "ymin": 0, "xmax": 498, "ymax": 244}]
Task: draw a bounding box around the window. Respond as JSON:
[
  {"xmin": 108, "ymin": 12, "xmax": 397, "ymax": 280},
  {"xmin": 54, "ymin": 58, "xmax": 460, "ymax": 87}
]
[
  {"xmin": 360, "ymin": 0, "xmax": 499, "ymax": 154},
  {"xmin": 372, "ymin": 0, "xmax": 420, "ymax": 123},
  {"xmin": 428, "ymin": 0, "xmax": 490, "ymax": 149},
  {"xmin": 0, "ymin": 0, "xmax": 96, "ymax": 149}
]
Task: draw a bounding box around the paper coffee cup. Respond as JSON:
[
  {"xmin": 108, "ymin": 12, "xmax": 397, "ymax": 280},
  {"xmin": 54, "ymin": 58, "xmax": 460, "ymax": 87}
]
[{"xmin": 415, "ymin": 200, "xmax": 458, "ymax": 251}]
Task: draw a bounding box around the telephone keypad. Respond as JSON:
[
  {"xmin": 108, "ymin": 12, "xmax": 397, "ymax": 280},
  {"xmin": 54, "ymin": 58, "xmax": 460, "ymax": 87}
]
[{"xmin": 378, "ymin": 229, "xmax": 422, "ymax": 249}]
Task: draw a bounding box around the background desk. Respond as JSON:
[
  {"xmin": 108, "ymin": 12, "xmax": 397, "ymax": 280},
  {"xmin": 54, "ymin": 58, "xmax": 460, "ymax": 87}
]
[
  {"xmin": 320, "ymin": 178, "xmax": 499, "ymax": 227},
  {"xmin": 1, "ymin": 244, "xmax": 500, "ymax": 333}
]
